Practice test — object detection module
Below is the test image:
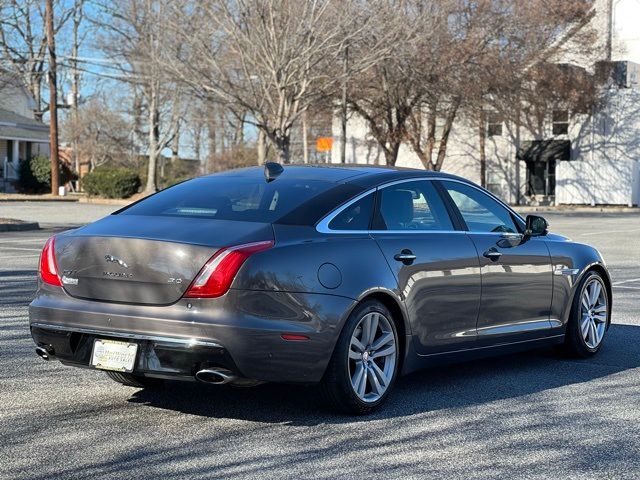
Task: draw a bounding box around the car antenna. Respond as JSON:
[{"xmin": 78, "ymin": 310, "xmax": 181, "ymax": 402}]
[{"xmin": 264, "ymin": 162, "xmax": 284, "ymax": 182}]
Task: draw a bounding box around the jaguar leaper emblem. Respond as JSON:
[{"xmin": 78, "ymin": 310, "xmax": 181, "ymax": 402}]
[{"xmin": 104, "ymin": 254, "xmax": 129, "ymax": 268}]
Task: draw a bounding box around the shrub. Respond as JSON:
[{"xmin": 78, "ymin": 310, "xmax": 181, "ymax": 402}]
[
  {"xmin": 81, "ymin": 167, "xmax": 141, "ymax": 199},
  {"xmin": 17, "ymin": 156, "xmax": 76, "ymax": 193}
]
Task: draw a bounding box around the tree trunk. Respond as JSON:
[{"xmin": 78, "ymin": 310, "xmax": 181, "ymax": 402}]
[
  {"xmin": 479, "ymin": 109, "xmax": 487, "ymax": 188},
  {"xmin": 257, "ymin": 129, "xmax": 266, "ymax": 164},
  {"xmin": 194, "ymin": 125, "xmax": 202, "ymax": 173},
  {"xmin": 32, "ymin": 78, "xmax": 44, "ymax": 122},
  {"xmin": 206, "ymin": 109, "xmax": 216, "ymax": 173},
  {"xmin": 234, "ymin": 112, "xmax": 245, "ymax": 145},
  {"xmin": 425, "ymin": 102, "xmax": 437, "ymax": 170},
  {"xmin": 144, "ymin": 86, "xmax": 159, "ymax": 194},
  {"xmin": 275, "ymin": 136, "xmax": 291, "ymax": 164},
  {"xmin": 384, "ymin": 142, "xmax": 401, "ymax": 166},
  {"xmin": 266, "ymin": 129, "xmax": 291, "ymax": 164},
  {"xmin": 302, "ymin": 109, "xmax": 309, "ymax": 164},
  {"xmin": 171, "ymin": 124, "xmax": 180, "ymax": 164},
  {"xmin": 45, "ymin": 0, "xmax": 60, "ymax": 196},
  {"xmin": 340, "ymin": 45, "xmax": 348, "ymax": 164},
  {"xmin": 434, "ymin": 100, "xmax": 460, "ymax": 171}
]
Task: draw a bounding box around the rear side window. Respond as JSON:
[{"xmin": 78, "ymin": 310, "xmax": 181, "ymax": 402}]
[
  {"xmin": 119, "ymin": 176, "xmax": 336, "ymax": 223},
  {"xmin": 374, "ymin": 180, "xmax": 453, "ymax": 231},
  {"xmin": 328, "ymin": 193, "xmax": 374, "ymax": 230}
]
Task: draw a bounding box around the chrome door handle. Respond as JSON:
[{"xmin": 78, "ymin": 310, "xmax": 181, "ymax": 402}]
[
  {"xmin": 483, "ymin": 248, "xmax": 502, "ymax": 261},
  {"xmin": 394, "ymin": 250, "xmax": 417, "ymax": 264}
]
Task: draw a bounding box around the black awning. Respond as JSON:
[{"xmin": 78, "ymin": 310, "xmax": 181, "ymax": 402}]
[{"xmin": 516, "ymin": 140, "xmax": 571, "ymax": 162}]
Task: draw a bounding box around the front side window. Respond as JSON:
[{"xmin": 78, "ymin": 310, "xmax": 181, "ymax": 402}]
[
  {"xmin": 441, "ymin": 181, "xmax": 517, "ymax": 233},
  {"xmin": 375, "ymin": 180, "xmax": 453, "ymax": 231}
]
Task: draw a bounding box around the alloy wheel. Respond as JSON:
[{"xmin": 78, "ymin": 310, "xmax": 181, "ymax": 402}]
[
  {"xmin": 348, "ymin": 311, "xmax": 397, "ymax": 403},
  {"xmin": 580, "ymin": 278, "xmax": 608, "ymax": 349}
]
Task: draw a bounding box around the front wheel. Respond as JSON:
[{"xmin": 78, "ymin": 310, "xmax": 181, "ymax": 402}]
[
  {"xmin": 562, "ymin": 271, "xmax": 610, "ymax": 357},
  {"xmin": 321, "ymin": 300, "xmax": 399, "ymax": 414}
]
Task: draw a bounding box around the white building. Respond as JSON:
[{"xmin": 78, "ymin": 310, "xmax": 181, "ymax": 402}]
[
  {"xmin": 0, "ymin": 73, "xmax": 50, "ymax": 192},
  {"xmin": 333, "ymin": 0, "xmax": 640, "ymax": 206}
]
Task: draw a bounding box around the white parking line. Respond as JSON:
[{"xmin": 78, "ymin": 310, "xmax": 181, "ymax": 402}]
[
  {"xmin": 0, "ymin": 246, "xmax": 42, "ymax": 252},
  {"xmin": 0, "ymin": 254, "xmax": 39, "ymax": 260},
  {"xmin": 613, "ymin": 285, "xmax": 640, "ymax": 290},
  {"xmin": 0, "ymin": 238, "xmax": 46, "ymax": 244},
  {"xmin": 612, "ymin": 277, "xmax": 640, "ymax": 286},
  {"xmin": 578, "ymin": 228, "xmax": 640, "ymax": 237}
]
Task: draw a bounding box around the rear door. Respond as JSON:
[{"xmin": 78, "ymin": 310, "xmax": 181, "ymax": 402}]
[
  {"xmin": 438, "ymin": 180, "xmax": 553, "ymax": 345},
  {"xmin": 370, "ymin": 179, "xmax": 481, "ymax": 355}
]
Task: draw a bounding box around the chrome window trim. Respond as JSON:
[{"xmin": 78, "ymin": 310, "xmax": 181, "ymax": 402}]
[
  {"xmin": 30, "ymin": 322, "xmax": 223, "ymax": 348},
  {"xmin": 315, "ymin": 176, "xmax": 525, "ymax": 235}
]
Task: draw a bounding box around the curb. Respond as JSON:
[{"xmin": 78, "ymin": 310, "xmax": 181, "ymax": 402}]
[
  {"xmin": 511, "ymin": 206, "xmax": 639, "ymax": 213},
  {"xmin": 78, "ymin": 197, "xmax": 133, "ymax": 206},
  {"xmin": 0, "ymin": 222, "xmax": 40, "ymax": 232},
  {"xmin": 0, "ymin": 197, "xmax": 78, "ymax": 203}
]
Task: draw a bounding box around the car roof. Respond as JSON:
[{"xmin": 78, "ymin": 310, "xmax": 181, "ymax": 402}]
[{"xmin": 209, "ymin": 163, "xmax": 456, "ymax": 187}]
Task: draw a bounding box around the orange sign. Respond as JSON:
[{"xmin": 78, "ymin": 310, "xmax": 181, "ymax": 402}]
[{"xmin": 316, "ymin": 137, "xmax": 333, "ymax": 152}]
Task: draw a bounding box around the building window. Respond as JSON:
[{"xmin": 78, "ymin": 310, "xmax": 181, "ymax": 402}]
[
  {"xmin": 486, "ymin": 112, "xmax": 502, "ymax": 137},
  {"xmin": 552, "ymin": 110, "xmax": 569, "ymax": 135}
]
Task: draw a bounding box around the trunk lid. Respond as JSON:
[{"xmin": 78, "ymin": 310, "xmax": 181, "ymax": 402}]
[{"xmin": 54, "ymin": 215, "xmax": 273, "ymax": 305}]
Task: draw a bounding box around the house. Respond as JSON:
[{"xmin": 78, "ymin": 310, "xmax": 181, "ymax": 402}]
[
  {"xmin": 0, "ymin": 72, "xmax": 50, "ymax": 192},
  {"xmin": 333, "ymin": 0, "xmax": 640, "ymax": 206}
]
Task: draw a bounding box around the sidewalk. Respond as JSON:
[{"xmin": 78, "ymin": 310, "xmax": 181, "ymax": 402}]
[
  {"xmin": 511, "ymin": 205, "xmax": 639, "ymax": 213},
  {"xmin": 0, "ymin": 193, "xmax": 139, "ymax": 206}
]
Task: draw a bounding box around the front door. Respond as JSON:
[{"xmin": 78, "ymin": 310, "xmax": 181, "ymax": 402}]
[
  {"xmin": 438, "ymin": 180, "xmax": 553, "ymax": 345},
  {"xmin": 370, "ymin": 179, "xmax": 481, "ymax": 355}
]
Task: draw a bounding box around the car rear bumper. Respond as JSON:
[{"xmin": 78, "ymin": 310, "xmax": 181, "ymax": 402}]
[{"xmin": 29, "ymin": 287, "xmax": 356, "ymax": 383}]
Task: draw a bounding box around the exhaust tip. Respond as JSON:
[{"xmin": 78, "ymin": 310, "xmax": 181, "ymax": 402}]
[
  {"xmin": 195, "ymin": 368, "xmax": 236, "ymax": 385},
  {"xmin": 35, "ymin": 346, "xmax": 51, "ymax": 361}
]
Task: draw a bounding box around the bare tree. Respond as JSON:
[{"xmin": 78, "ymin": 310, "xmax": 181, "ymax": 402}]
[
  {"xmin": 161, "ymin": 0, "xmax": 391, "ymax": 164},
  {"xmin": 402, "ymin": 0, "xmax": 597, "ymax": 174},
  {"xmin": 62, "ymin": 95, "xmax": 135, "ymax": 170},
  {"xmin": 348, "ymin": 0, "xmax": 455, "ymax": 166},
  {"xmin": 0, "ymin": 0, "xmax": 72, "ymax": 121},
  {"xmin": 92, "ymin": 0, "xmax": 179, "ymax": 193}
]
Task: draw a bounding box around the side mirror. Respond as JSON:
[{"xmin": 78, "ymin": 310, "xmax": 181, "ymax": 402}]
[{"xmin": 525, "ymin": 215, "xmax": 549, "ymax": 237}]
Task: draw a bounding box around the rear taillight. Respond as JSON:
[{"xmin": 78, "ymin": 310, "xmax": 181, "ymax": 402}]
[
  {"xmin": 184, "ymin": 240, "xmax": 274, "ymax": 298},
  {"xmin": 39, "ymin": 236, "xmax": 62, "ymax": 287}
]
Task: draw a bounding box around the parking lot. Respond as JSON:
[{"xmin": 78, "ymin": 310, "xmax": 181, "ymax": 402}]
[{"xmin": 1, "ymin": 203, "xmax": 639, "ymax": 479}]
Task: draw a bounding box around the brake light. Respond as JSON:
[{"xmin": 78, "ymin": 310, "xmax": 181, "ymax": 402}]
[
  {"xmin": 184, "ymin": 240, "xmax": 274, "ymax": 298},
  {"xmin": 39, "ymin": 236, "xmax": 62, "ymax": 287}
]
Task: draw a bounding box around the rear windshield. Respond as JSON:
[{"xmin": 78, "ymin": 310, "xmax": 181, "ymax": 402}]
[{"xmin": 118, "ymin": 176, "xmax": 337, "ymax": 223}]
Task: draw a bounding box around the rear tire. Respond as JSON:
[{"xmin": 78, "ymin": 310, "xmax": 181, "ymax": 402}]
[
  {"xmin": 562, "ymin": 270, "xmax": 610, "ymax": 358},
  {"xmin": 105, "ymin": 371, "xmax": 163, "ymax": 388},
  {"xmin": 320, "ymin": 300, "xmax": 399, "ymax": 415}
]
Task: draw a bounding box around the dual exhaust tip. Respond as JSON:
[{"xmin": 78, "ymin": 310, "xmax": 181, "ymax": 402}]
[
  {"xmin": 35, "ymin": 346, "xmax": 52, "ymax": 361},
  {"xmin": 195, "ymin": 368, "xmax": 237, "ymax": 385}
]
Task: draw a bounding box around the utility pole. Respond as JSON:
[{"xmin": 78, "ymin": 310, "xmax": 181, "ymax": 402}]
[
  {"xmin": 71, "ymin": 0, "xmax": 83, "ymax": 185},
  {"xmin": 45, "ymin": 0, "xmax": 60, "ymax": 196}
]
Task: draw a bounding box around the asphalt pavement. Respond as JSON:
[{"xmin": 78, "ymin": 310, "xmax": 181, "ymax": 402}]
[{"xmin": 1, "ymin": 203, "xmax": 639, "ymax": 479}]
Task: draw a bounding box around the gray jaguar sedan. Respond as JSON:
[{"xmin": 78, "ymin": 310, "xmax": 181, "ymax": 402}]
[{"xmin": 30, "ymin": 164, "xmax": 611, "ymax": 414}]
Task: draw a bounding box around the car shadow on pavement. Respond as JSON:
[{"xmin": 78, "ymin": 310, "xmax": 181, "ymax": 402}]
[{"xmin": 127, "ymin": 323, "xmax": 640, "ymax": 425}]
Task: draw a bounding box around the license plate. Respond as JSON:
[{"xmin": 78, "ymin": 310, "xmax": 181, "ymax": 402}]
[{"xmin": 91, "ymin": 339, "xmax": 138, "ymax": 372}]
